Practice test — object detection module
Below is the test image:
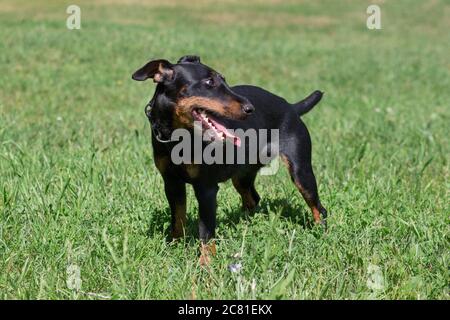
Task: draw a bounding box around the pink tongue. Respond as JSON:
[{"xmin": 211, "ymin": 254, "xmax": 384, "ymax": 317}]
[{"xmin": 208, "ymin": 117, "xmax": 241, "ymax": 147}]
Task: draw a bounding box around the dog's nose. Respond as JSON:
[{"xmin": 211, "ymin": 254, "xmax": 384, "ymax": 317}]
[{"xmin": 242, "ymin": 103, "xmax": 254, "ymax": 115}]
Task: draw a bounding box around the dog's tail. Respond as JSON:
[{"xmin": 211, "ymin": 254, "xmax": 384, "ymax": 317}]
[{"xmin": 292, "ymin": 90, "xmax": 323, "ymax": 116}]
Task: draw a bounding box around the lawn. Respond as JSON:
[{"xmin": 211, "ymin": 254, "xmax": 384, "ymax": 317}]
[{"xmin": 0, "ymin": 0, "xmax": 448, "ymax": 299}]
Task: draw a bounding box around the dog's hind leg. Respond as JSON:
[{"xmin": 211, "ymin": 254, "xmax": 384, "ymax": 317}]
[
  {"xmin": 281, "ymin": 153, "xmax": 327, "ymax": 225},
  {"xmin": 280, "ymin": 123, "xmax": 327, "ymax": 225},
  {"xmin": 232, "ymin": 170, "xmax": 260, "ymax": 211}
]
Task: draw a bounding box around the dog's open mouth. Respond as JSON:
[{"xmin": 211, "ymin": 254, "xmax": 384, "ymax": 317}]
[{"xmin": 192, "ymin": 108, "xmax": 241, "ymax": 147}]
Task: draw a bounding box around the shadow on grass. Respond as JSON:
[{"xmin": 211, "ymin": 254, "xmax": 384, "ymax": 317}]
[
  {"xmin": 218, "ymin": 197, "xmax": 315, "ymax": 230},
  {"xmin": 145, "ymin": 207, "xmax": 198, "ymax": 244},
  {"xmin": 145, "ymin": 198, "xmax": 315, "ymax": 242}
]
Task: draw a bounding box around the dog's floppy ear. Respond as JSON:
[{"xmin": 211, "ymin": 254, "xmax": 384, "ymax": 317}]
[
  {"xmin": 132, "ymin": 59, "xmax": 174, "ymax": 83},
  {"xmin": 177, "ymin": 55, "xmax": 201, "ymax": 64}
]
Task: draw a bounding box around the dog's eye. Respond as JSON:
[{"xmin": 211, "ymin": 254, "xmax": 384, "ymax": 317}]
[{"xmin": 204, "ymin": 78, "xmax": 215, "ymax": 88}]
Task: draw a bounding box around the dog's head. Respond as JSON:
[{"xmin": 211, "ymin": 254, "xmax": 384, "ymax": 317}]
[{"xmin": 132, "ymin": 55, "xmax": 254, "ymax": 145}]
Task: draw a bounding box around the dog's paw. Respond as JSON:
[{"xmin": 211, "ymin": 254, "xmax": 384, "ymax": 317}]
[{"xmin": 199, "ymin": 242, "xmax": 216, "ymax": 266}]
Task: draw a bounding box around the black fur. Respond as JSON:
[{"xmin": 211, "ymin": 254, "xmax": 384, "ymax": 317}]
[{"xmin": 132, "ymin": 55, "xmax": 328, "ymax": 247}]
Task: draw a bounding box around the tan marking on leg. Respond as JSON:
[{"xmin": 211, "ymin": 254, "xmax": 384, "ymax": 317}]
[
  {"xmin": 232, "ymin": 177, "xmax": 256, "ymax": 210},
  {"xmin": 241, "ymin": 192, "xmax": 256, "ymax": 210},
  {"xmin": 184, "ymin": 164, "xmax": 200, "ymax": 179},
  {"xmin": 296, "ymin": 184, "xmax": 323, "ymax": 224},
  {"xmin": 312, "ymin": 207, "xmax": 321, "ymax": 223},
  {"xmin": 293, "ymin": 181, "xmax": 322, "ymax": 224},
  {"xmin": 280, "ymin": 154, "xmax": 292, "ymax": 173},
  {"xmin": 199, "ymin": 241, "xmax": 216, "ymax": 266},
  {"xmin": 171, "ymin": 203, "xmax": 186, "ymax": 239},
  {"xmin": 281, "ymin": 154, "xmax": 322, "ymax": 224}
]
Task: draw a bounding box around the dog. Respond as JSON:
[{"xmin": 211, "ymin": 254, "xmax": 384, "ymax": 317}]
[{"xmin": 132, "ymin": 55, "xmax": 327, "ymax": 264}]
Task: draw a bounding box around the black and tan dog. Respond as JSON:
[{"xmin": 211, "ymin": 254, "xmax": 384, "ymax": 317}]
[{"xmin": 132, "ymin": 55, "xmax": 327, "ymax": 264}]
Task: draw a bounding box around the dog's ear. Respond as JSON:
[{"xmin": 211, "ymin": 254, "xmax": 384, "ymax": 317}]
[
  {"xmin": 132, "ymin": 59, "xmax": 174, "ymax": 83},
  {"xmin": 177, "ymin": 55, "xmax": 201, "ymax": 64}
]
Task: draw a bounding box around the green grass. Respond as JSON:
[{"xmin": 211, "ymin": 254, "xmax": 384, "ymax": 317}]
[{"xmin": 0, "ymin": 0, "xmax": 449, "ymax": 299}]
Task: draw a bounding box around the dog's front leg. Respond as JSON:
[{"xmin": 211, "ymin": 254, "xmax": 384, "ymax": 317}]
[
  {"xmin": 163, "ymin": 175, "xmax": 187, "ymax": 240},
  {"xmin": 193, "ymin": 183, "xmax": 218, "ymax": 265}
]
